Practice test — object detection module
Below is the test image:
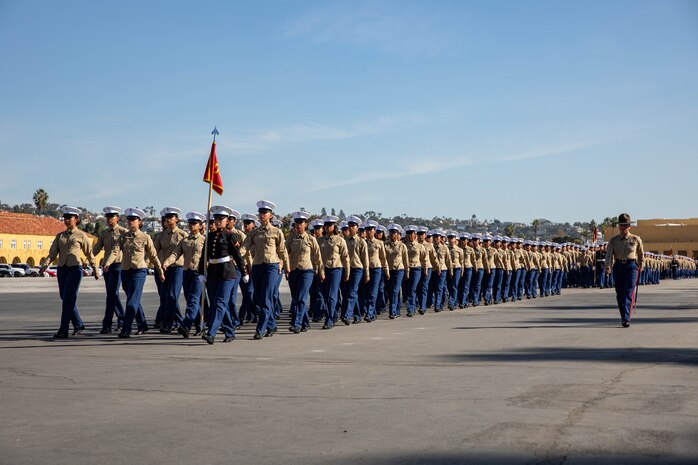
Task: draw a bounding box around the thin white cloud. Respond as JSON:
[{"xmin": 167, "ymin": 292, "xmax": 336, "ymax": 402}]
[
  {"xmin": 217, "ymin": 114, "xmax": 426, "ymax": 154},
  {"xmin": 306, "ymin": 157, "xmax": 472, "ymax": 192},
  {"xmin": 304, "ymin": 137, "xmax": 607, "ymax": 192},
  {"xmin": 498, "ymin": 140, "xmax": 603, "ymax": 162},
  {"xmin": 283, "ymin": 3, "xmax": 461, "ymax": 55}
]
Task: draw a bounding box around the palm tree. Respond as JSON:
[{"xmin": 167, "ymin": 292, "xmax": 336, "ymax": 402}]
[
  {"xmin": 531, "ymin": 219, "xmax": 540, "ymax": 239},
  {"xmin": 504, "ymin": 224, "xmax": 515, "ymax": 237},
  {"xmin": 33, "ymin": 188, "xmax": 49, "ymax": 213}
]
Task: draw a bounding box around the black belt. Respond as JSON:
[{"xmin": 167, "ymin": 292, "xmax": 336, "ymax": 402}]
[{"xmin": 616, "ymin": 258, "xmax": 636, "ymax": 264}]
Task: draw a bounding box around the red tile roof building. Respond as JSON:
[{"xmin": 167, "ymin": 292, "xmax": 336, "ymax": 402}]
[{"xmin": 0, "ymin": 211, "xmax": 100, "ymax": 266}]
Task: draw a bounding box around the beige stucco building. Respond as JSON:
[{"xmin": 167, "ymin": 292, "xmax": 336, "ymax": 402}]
[
  {"xmin": 0, "ymin": 212, "xmax": 103, "ymax": 266},
  {"xmin": 604, "ymin": 217, "xmax": 698, "ymax": 259}
]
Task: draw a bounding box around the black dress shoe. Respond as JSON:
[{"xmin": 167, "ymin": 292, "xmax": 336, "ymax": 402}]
[
  {"xmin": 418, "ymin": 309, "xmax": 425, "ymax": 315},
  {"xmin": 53, "ymin": 331, "xmax": 69, "ymax": 339},
  {"xmin": 194, "ymin": 328, "xmax": 202, "ymax": 336},
  {"xmin": 222, "ymin": 335, "xmax": 235, "ymax": 342},
  {"xmin": 341, "ymin": 318, "xmax": 350, "ymax": 326},
  {"xmin": 177, "ymin": 326, "xmax": 190, "ymax": 338},
  {"xmin": 389, "ymin": 314, "xmax": 395, "ymax": 319},
  {"xmin": 202, "ymin": 333, "xmax": 215, "ymax": 344},
  {"xmin": 135, "ymin": 327, "xmax": 148, "ymax": 335},
  {"xmin": 407, "ymin": 312, "xmax": 413, "ymax": 317},
  {"xmin": 289, "ymin": 326, "xmax": 300, "ymax": 333},
  {"xmin": 352, "ymin": 319, "xmax": 360, "ymax": 324},
  {"xmin": 72, "ymin": 326, "xmax": 86, "ymax": 335},
  {"xmin": 264, "ymin": 328, "xmax": 277, "ymax": 337},
  {"xmin": 622, "ymin": 321, "xmax": 630, "ymax": 328},
  {"xmin": 117, "ymin": 333, "xmax": 130, "ymax": 338},
  {"xmin": 159, "ymin": 327, "xmax": 172, "ymax": 334},
  {"xmin": 253, "ymin": 332, "xmax": 263, "ymax": 340},
  {"xmin": 99, "ymin": 328, "xmax": 110, "ymax": 335},
  {"xmin": 300, "ymin": 326, "xmax": 309, "ymax": 332},
  {"xmin": 152, "ymin": 322, "xmax": 161, "ymax": 329},
  {"xmin": 321, "ymin": 324, "xmax": 330, "ymax": 329}
]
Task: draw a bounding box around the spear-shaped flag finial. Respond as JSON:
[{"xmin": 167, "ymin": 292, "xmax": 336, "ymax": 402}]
[{"xmin": 203, "ymin": 128, "xmax": 223, "ymax": 195}]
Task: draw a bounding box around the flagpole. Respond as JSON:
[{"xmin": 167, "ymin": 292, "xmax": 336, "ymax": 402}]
[{"xmin": 199, "ymin": 127, "xmax": 218, "ymax": 330}]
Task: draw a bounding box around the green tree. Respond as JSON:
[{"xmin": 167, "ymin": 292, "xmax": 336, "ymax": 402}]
[
  {"xmin": 504, "ymin": 224, "xmax": 515, "ymax": 237},
  {"xmin": 531, "ymin": 219, "xmax": 540, "ymax": 239},
  {"xmin": 33, "ymin": 188, "xmax": 49, "ymax": 213}
]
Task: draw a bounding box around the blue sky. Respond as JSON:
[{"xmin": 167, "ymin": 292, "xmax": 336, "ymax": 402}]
[{"xmin": 1, "ymin": 0, "xmax": 696, "ymax": 224}]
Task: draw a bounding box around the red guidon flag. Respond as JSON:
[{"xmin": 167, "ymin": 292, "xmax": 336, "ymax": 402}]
[
  {"xmin": 203, "ymin": 140, "xmax": 223, "ymax": 195},
  {"xmin": 592, "ymin": 227, "xmax": 598, "ymax": 243}
]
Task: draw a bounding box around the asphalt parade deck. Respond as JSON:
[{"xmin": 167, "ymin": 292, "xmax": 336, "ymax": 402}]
[{"xmin": 0, "ymin": 277, "xmax": 696, "ymax": 465}]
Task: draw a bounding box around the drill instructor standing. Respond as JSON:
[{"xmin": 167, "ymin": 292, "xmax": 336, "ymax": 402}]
[{"xmin": 605, "ymin": 213, "xmax": 644, "ymax": 327}]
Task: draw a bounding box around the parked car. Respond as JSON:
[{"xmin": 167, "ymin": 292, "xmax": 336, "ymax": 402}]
[
  {"xmin": 0, "ymin": 264, "xmax": 24, "ymax": 277},
  {"xmin": 44, "ymin": 266, "xmax": 58, "ymax": 277},
  {"xmin": 12, "ymin": 263, "xmax": 42, "ymax": 277}
]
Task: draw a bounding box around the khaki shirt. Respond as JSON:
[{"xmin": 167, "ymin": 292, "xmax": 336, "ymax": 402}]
[
  {"xmin": 319, "ymin": 234, "xmax": 350, "ymax": 272},
  {"xmin": 286, "ymin": 230, "xmax": 323, "ymax": 276},
  {"xmin": 434, "ymin": 243, "xmax": 453, "ymax": 273},
  {"xmin": 503, "ymin": 249, "xmax": 513, "ymax": 271},
  {"xmin": 154, "ymin": 227, "xmax": 188, "ymax": 267},
  {"xmin": 406, "ymin": 241, "xmax": 427, "ymax": 269},
  {"xmin": 493, "ymin": 248, "xmax": 506, "ymax": 269},
  {"xmin": 43, "ymin": 227, "xmax": 96, "ymax": 267},
  {"xmin": 472, "ymin": 245, "xmax": 485, "ymax": 270},
  {"xmin": 512, "ymin": 248, "xmax": 524, "ymax": 270},
  {"xmin": 484, "ymin": 247, "xmax": 496, "ymax": 271},
  {"xmin": 462, "ymin": 245, "xmax": 475, "ymax": 269},
  {"xmin": 605, "ymin": 233, "xmax": 644, "ymax": 269},
  {"xmin": 422, "ymin": 241, "xmax": 438, "ymax": 269},
  {"xmin": 105, "ymin": 230, "xmax": 162, "ymax": 275},
  {"xmin": 228, "ymin": 227, "xmax": 246, "ymax": 245},
  {"xmin": 449, "ymin": 245, "xmax": 464, "ymax": 269},
  {"xmin": 552, "ymin": 252, "xmax": 562, "ymax": 270},
  {"xmin": 345, "ymin": 235, "xmax": 369, "ymax": 272},
  {"xmin": 385, "ymin": 240, "xmax": 409, "ymax": 271},
  {"xmin": 579, "ymin": 253, "xmax": 594, "ymax": 267},
  {"xmin": 93, "ymin": 224, "xmax": 128, "ymax": 266},
  {"xmin": 366, "ymin": 237, "xmax": 389, "ymax": 272},
  {"xmin": 162, "ymin": 232, "xmax": 205, "ymax": 271},
  {"xmin": 530, "ymin": 251, "xmax": 541, "ymax": 270},
  {"xmin": 240, "ymin": 224, "xmax": 290, "ymax": 273},
  {"xmin": 539, "ymin": 251, "xmax": 549, "ymax": 269}
]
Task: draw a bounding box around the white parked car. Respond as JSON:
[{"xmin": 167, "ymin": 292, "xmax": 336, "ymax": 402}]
[
  {"xmin": 12, "ymin": 263, "xmax": 41, "ymax": 277},
  {"xmin": 0, "ymin": 264, "xmax": 24, "ymax": 277}
]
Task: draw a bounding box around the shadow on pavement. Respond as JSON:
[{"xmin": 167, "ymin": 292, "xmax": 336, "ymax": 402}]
[
  {"xmin": 315, "ymin": 451, "xmax": 696, "ymax": 465},
  {"xmin": 434, "ymin": 346, "xmax": 698, "ymax": 366}
]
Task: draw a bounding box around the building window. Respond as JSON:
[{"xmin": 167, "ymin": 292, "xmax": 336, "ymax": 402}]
[
  {"xmin": 11, "ymin": 240, "xmax": 16, "ymax": 249},
  {"xmin": 27, "ymin": 240, "xmax": 31, "ymax": 249},
  {"xmin": 38, "ymin": 241, "xmax": 42, "ymax": 250},
  {"xmin": 0, "ymin": 239, "xmax": 3, "ymax": 249},
  {"xmin": 678, "ymin": 250, "xmax": 687, "ymax": 256}
]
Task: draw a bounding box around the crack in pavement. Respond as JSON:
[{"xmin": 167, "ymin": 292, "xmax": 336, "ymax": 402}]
[{"xmin": 526, "ymin": 363, "xmax": 660, "ymax": 465}]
